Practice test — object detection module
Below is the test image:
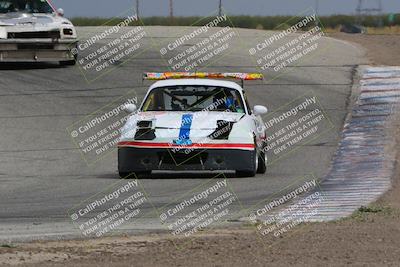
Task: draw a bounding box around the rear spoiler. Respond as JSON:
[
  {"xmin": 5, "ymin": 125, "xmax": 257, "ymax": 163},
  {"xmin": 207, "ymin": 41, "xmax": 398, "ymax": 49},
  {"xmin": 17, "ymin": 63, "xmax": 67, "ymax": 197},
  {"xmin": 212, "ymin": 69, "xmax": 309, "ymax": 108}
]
[{"xmin": 143, "ymin": 72, "xmax": 263, "ymax": 87}]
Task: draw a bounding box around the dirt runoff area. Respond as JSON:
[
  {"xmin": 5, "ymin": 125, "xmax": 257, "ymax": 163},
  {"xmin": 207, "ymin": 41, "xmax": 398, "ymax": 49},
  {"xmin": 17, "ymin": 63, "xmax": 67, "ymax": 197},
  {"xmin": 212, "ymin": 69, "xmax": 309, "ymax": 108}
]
[
  {"xmin": 330, "ymin": 33, "xmax": 400, "ymax": 66},
  {"xmin": 1, "ymin": 34, "xmax": 400, "ymax": 267}
]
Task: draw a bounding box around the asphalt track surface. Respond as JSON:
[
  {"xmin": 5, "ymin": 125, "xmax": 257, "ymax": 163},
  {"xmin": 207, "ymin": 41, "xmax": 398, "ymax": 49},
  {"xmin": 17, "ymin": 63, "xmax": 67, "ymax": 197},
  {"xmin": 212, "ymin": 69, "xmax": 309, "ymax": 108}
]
[{"xmin": 0, "ymin": 26, "xmax": 367, "ymax": 241}]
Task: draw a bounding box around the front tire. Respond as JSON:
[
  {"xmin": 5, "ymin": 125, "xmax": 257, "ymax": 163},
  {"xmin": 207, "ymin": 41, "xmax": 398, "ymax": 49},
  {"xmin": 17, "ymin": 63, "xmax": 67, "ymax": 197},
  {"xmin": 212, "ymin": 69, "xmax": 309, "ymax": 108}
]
[
  {"xmin": 59, "ymin": 60, "xmax": 76, "ymax": 66},
  {"xmin": 119, "ymin": 171, "xmax": 151, "ymax": 179},
  {"xmin": 236, "ymin": 143, "xmax": 257, "ymax": 178},
  {"xmin": 257, "ymin": 151, "xmax": 267, "ymax": 174},
  {"xmin": 119, "ymin": 172, "xmax": 132, "ymax": 179}
]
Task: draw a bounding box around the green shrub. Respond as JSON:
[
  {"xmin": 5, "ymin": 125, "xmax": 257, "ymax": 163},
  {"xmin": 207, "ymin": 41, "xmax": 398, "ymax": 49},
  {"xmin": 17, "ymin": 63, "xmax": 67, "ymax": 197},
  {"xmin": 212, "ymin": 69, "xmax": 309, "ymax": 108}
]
[{"xmin": 70, "ymin": 14, "xmax": 400, "ymax": 29}]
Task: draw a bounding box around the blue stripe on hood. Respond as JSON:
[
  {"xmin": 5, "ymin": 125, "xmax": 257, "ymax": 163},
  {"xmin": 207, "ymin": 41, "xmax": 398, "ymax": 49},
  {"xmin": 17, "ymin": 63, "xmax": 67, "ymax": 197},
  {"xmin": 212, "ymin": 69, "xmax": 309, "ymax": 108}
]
[{"xmin": 174, "ymin": 114, "xmax": 193, "ymax": 145}]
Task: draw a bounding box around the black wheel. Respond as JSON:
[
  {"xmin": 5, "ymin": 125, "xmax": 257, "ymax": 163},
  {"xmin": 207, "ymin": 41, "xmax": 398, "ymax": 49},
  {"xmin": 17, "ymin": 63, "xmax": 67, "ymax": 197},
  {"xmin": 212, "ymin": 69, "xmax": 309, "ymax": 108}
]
[
  {"xmin": 236, "ymin": 143, "xmax": 257, "ymax": 178},
  {"xmin": 119, "ymin": 172, "xmax": 133, "ymax": 179},
  {"xmin": 59, "ymin": 60, "xmax": 76, "ymax": 66},
  {"xmin": 119, "ymin": 171, "xmax": 151, "ymax": 179},
  {"xmin": 257, "ymin": 151, "xmax": 267, "ymax": 174},
  {"xmin": 136, "ymin": 171, "xmax": 152, "ymax": 178}
]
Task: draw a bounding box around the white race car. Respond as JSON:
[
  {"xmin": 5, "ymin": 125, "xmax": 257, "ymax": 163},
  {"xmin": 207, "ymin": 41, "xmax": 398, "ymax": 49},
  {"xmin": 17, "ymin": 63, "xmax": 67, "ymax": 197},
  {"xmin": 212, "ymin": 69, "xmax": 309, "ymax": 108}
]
[
  {"xmin": 118, "ymin": 72, "xmax": 268, "ymax": 178},
  {"xmin": 0, "ymin": 0, "xmax": 77, "ymax": 65}
]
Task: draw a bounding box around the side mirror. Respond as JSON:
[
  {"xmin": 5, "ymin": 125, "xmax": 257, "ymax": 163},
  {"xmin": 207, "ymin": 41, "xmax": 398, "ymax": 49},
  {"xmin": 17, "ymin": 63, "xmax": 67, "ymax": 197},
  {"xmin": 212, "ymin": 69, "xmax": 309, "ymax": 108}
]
[
  {"xmin": 124, "ymin": 104, "xmax": 137, "ymax": 113},
  {"xmin": 57, "ymin": 8, "xmax": 64, "ymax": 17},
  {"xmin": 253, "ymin": 105, "xmax": 268, "ymax": 116}
]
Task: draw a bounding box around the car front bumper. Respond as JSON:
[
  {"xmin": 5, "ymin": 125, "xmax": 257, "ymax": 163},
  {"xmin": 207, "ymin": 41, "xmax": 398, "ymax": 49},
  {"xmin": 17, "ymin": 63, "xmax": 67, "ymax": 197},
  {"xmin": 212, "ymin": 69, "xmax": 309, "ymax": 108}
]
[
  {"xmin": 118, "ymin": 147, "xmax": 256, "ymax": 173},
  {"xmin": 0, "ymin": 38, "xmax": 78, "ymax": 62}
]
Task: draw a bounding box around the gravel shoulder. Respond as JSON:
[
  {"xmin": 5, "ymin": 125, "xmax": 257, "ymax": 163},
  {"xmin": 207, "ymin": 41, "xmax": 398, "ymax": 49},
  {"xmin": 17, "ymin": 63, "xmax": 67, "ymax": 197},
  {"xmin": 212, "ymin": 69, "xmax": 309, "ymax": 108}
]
[
  {"xmin": 330, "ymin": 33, "xmax": 400, "ymax": 66},
  {"xmin": 1, "ymin": 33, "xmax": 400, "ymax": 267}
]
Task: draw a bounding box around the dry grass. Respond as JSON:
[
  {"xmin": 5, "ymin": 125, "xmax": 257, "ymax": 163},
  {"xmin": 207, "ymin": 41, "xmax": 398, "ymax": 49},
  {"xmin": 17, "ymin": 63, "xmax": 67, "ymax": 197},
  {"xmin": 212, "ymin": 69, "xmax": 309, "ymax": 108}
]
[
  {"xmin": 324, "ymin": 26, "xmax": 400, "ymax": 35},
  {"xmin": 366, "ymin": 26, "xmax": 400, "ymax": 34}
]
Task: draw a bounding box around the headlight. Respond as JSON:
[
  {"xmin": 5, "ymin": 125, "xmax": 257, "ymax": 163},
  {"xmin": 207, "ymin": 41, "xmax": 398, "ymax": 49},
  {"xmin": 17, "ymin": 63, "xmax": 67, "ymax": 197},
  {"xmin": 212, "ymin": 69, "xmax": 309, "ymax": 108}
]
[
  {"xmin": 0, "ymin": 27, "xmax": 7, "ymax": 39},
  {"xmin": 63, "ymin": 28, "xmax": 74, "ymax": 36}
]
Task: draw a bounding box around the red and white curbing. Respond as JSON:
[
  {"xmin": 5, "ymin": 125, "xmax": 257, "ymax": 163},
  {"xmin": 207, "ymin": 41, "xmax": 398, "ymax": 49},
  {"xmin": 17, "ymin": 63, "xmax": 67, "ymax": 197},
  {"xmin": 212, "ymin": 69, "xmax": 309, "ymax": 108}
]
[{"xmin": 255, "ymin": 66, "xmax": 400, "ymax": 223}]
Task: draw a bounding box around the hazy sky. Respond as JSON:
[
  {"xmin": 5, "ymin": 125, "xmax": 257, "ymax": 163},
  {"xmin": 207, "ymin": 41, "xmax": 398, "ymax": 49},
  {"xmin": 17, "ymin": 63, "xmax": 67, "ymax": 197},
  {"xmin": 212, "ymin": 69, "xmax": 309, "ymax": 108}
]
[{"xmin": 51, "ymin": 0, "xmax": 400, "ymax": 18}]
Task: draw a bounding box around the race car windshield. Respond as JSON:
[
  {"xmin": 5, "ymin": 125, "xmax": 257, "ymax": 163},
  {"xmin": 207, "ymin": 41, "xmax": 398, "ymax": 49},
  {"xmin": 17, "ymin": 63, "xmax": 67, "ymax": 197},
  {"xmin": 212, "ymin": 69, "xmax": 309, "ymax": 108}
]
[
  {"xmin": 142, "ymin": 86, "xmax": 246, "ymax": 113},
  {"xmin": 0, "ymin": 0, "xmax": 54, "ymax": 14}
]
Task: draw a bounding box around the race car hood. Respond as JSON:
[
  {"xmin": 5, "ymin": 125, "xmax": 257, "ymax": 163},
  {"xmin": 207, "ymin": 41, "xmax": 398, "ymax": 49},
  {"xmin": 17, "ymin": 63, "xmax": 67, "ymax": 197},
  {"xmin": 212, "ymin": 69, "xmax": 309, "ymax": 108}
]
[
  {"xmin": 0, "ymin": 12, "xmax": 54, "ymax": 25},
  {"xmin": 137, "ymin": 111, "xmax": 244, "ymax": 130},
  {"xmin": 0, "ymin": 12, "xmax": 73, "ymax": 36},
  {"xmin": 121, "ymin": 111, "xmax": 246, "ymax": 141}
]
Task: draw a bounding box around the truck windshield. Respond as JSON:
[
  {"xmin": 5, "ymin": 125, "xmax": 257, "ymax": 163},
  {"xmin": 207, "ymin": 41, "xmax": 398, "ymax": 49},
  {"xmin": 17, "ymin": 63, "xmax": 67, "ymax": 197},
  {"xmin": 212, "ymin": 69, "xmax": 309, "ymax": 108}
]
[
  {"xmin": 0, "ymin": 0, "xmax": 54, "ymax": 14},
  {"xmin": 141, "ymin": 86, "xmax": 246, "ymax": 113}
]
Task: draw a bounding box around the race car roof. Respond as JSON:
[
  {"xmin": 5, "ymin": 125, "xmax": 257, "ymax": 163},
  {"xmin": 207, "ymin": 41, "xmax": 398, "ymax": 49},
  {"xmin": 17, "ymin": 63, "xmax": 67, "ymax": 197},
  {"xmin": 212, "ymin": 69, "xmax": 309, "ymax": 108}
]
[{"xmin": 148, "ymin": 79, "xmax": 244, "ymax": 92}]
